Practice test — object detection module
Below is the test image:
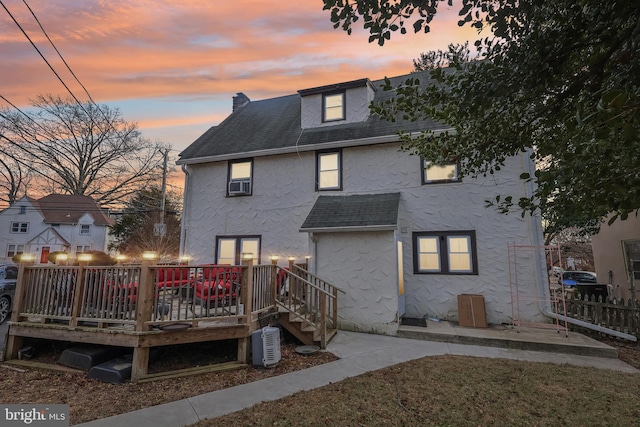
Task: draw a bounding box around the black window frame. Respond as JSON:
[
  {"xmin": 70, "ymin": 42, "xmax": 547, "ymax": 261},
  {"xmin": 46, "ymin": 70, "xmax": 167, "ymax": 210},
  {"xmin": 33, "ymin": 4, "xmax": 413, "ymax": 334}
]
[
  {"xmin": 413, "ymin": 230, "xmax": 478, "ymax": 275},
  {"xmin": 215, "ymin": 235, "xmax": 262, "ymax": 265},
  {"xmin": 322, "ymin": 91, "xmax": 346, "ymax": 122},
  {"xmin": 226, "ymin": 158, "xmax": 254, "ymax": 197},
  {"xmin": 421, "ymin": 158, "xmax": 461, "ymax": 185},
  {"xmin": 316, "ymin": 150, "xmax": 342, "ymax": 191}
]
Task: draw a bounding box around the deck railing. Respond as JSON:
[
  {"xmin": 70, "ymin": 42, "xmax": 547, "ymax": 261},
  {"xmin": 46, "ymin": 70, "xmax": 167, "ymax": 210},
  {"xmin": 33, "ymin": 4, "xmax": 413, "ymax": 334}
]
[
  {"xmin": 12, "ymin": 262, "xmax": 259, "ymax": 330},
  {"xmin": 277, "ymin": 265, "xmax": 343, "ymax": 346}
]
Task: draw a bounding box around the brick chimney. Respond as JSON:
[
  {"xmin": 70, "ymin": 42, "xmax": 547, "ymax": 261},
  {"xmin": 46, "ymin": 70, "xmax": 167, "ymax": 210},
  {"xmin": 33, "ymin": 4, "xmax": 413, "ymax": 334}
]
[{"xmin": 232, "ymin": 92, "xmax": 250, "ymax": 112}]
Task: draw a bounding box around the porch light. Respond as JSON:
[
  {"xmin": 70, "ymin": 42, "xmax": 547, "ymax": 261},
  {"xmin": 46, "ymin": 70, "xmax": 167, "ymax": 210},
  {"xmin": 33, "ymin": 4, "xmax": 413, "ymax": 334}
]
[
  {"xmin": 305, "ymin": 255, "xmax": 312, "ymax": 260},
  {"xmin": 142, "ymin": 251, "xmax": 158, "ymax": 260},
  {"xmin": 179, "ymin": 255, "xmax": 191, "ymax": 263},
  {"xmin": 19, "ymin": 253, "xmax": 35, "ymax": 262},
  {"xmin": 287, "ymin": 256, "xmax": 295, "ymax": 261},
  {"xmin": 77, "ymin": 253, "xmax": 93, "ymax": 262},
  {"xmin": 269, "ymin": 255, "xmax": 279, "ymax": 261},
  {"xmin": 56, "ymin": 253, "xmax": 69, "ymax": 262},
  {"xmin": 242, "ymin": 252, "xmax": 254, "ymax": 260},
  {"xmin": 116, "ymin": 254, "xmax": 127, "ymax": 262}
]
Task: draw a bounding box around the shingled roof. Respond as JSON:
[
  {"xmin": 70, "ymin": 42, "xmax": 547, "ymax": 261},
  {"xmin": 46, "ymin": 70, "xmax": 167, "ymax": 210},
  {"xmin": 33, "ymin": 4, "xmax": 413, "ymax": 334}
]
[
  {"xmin": 32, "ymin": 194, "xmax": 115, "ymax": 226},
  {"xmin": 300, "ymin": 193, "xmax": 400, "ymax": 232},
  {"xmin": 177, "ymin": 70, "xmax": 447, "ymax": 164}
]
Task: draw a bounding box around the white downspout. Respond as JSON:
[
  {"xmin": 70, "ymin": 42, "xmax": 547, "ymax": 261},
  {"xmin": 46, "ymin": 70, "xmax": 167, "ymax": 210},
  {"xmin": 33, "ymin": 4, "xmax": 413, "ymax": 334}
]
[
  {"xmin": 179, "ymin": 164, "xmax": 190, "ymax": 258},
  {"xmin": 523, "ymin": 151, "xmax": 637, "ymax": 341}
]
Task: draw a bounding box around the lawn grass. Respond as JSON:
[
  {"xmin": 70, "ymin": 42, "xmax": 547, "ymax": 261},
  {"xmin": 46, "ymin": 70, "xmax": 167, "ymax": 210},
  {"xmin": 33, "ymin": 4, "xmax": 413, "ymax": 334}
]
[{"xmin": 192, "ymin": 355, "xmax": 640, "ymax": 427}]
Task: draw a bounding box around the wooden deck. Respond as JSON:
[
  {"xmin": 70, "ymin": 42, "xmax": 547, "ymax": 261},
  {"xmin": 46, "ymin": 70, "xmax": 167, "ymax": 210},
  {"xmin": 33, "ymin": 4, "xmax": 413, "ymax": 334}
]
[{"xmin": 5, "ymin": 260, "xmax": 341, "ymax": 382}]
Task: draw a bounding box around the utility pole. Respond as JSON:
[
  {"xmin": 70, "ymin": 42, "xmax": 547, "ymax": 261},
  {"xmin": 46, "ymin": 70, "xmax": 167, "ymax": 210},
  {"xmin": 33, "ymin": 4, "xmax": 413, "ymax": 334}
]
[
  {"xmin": 160, "ymin": 148, "xmax": 168, "ymax": 226},
  {"xmin": 154, "ymin": 149, "xmax": 169, "ymax": 238}
]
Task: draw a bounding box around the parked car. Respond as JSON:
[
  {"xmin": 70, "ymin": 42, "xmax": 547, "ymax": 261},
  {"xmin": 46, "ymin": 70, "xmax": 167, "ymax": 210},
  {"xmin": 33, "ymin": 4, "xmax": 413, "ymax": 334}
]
[
  {"xmin": 0, "ymin": 264, "xmax": 18, "ymax": 323},
  {"xmin": 561, "ymin": 271, "xmax": 597, "ymax": 288}
]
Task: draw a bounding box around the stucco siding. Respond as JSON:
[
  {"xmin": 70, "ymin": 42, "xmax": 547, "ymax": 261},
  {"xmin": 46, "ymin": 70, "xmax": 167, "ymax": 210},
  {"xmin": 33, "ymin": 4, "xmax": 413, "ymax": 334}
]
[
  {"xmin": 315, "ymin": 231, "xmax": 399, "ymax": 335},
  {"xmin": 182, "ymin": 141, "xmax": 545, "ymax": 325},
  {"xmin": 300, "ymin": 85, "xmax": 372, "ymax": 129}
]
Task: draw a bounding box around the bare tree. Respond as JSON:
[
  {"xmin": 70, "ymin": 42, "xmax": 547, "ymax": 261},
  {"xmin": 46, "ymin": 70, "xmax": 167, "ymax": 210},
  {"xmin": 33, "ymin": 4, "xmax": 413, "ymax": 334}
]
[
  {"xmin": 0, "ymin": 142, "xmax": 32, "ymax": 205},
  {"xmin": 0, "ymin": 94, "xmax": 166, "ymax": 206}
]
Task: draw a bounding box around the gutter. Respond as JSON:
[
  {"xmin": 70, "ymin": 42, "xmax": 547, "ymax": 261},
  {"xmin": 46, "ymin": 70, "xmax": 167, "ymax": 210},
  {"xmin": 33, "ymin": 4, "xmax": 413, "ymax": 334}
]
[
  {"xmin": 300, "ymin": 224, "xmax": 398, "ymax": 233},
  {"xmin": 177, "ymin": 128, "xmax": 454, "ymax": 166},
  {"xmin": 179, "ymin": 164, "xmax": 190, "ymax": 257},
  {"xmin": 522, "ymin": 151, "xmax": 637, "ymax": 342}
]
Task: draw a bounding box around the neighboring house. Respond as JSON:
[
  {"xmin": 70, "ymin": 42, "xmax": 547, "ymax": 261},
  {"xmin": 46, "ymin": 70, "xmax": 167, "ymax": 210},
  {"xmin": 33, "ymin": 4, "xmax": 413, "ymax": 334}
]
[
  {"xmin": 177, "ymin": 71, "xmax": 547, "ymax": 334},
  {"xmin": 0, "ymin": 194, "xmax": 115, "ymax": 264},
  {"xmin": 592, "ymin": 216, "xmax": 640, "ymax": 302}
]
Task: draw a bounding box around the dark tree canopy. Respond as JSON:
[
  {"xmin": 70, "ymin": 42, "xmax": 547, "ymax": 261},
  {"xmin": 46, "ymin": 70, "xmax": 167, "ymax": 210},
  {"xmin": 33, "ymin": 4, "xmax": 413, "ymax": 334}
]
[
  {"xmin": 324, "ymin": 0, "xmax": 640, "ymax": 229},
  {"xmin": 109, "ymin": 187, "xmax": 182, "ymax": 259}
]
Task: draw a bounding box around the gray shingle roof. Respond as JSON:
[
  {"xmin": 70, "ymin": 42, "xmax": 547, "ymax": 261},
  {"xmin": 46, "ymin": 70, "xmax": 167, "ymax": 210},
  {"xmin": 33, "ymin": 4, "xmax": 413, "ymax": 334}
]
[
  {"xmin": 300, "ymin": 193, "xmax": 400, "ymax": 232},
  {"xmin": 178, "ymin": 71, "xmax": 446, "ymax": 163}
]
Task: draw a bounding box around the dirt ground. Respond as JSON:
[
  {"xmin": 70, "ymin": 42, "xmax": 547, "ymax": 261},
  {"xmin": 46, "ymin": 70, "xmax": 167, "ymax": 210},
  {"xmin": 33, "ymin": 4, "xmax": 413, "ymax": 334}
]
[
  {"xmin": 0, "ymin": 331, "xmax": 638, "ymax": 426},
  {"xmin": 0, "ymin": 333, "xmax": 338, "ymax": 425}
]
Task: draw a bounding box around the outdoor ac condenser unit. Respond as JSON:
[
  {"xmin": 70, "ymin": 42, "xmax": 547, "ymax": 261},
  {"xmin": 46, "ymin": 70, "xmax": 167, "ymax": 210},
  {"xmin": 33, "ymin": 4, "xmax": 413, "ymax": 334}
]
[{"xmin": 251, "ymin": 326, "xmax": 281, "ymax": 367}]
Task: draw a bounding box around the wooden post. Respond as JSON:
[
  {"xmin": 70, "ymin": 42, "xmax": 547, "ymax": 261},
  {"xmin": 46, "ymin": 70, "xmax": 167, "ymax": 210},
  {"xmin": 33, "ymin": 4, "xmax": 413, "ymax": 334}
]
[
  {"xmin": 332, "ymin": 288, "xmax": 338, "ymax": 330},
  {"xmin": 131, "ymin": 259, "xmax": 154, "ymax": 382},
  {"xmin": 320, "ymin": 293, "xmax": 327, "ymax": 349},
  {"xmin": 5, "ymin": 257, "xmax": 34, "ymax": 360},
  {"xmin": 271, "ymin": 257, "xmax": 278, "ymax": 306},
  {"xmin": 131, "ymin": 346, "xmax": 150, "ymax": 383},
  {"xmin": 70, "ymin": 261, "xmax": 88, "ymax": 327},
  {"xmin": 135, "ymin": 260, "xmax": 155, "ymax": 332},
  {"xmin": 288, "ymin": 257, "xmax": 295, "ymax": 302},
  {"xmin": 237, "ymin": 255, "xmax": 254, "ymax": 364}
]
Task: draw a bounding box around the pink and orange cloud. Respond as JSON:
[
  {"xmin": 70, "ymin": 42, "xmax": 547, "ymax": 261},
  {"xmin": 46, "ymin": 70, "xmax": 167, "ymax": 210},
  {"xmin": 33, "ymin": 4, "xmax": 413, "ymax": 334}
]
[{"xmin": 0, "ymin": 0, "xmax": 479, "ymax": 151}]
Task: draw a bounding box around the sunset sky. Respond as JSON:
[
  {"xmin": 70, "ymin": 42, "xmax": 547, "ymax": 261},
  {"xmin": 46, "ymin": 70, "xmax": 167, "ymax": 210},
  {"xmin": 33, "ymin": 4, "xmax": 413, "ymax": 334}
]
[{"xmin": 0, "ymin": 1, "xmax": 478, "ymax": 160}]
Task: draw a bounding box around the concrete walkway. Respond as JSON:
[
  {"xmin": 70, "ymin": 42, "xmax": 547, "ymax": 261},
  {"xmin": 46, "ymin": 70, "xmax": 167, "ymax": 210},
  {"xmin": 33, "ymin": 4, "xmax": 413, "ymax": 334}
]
[{"xmin": 77, "ymin": 329, "xmax": 638, "ymax": 427}]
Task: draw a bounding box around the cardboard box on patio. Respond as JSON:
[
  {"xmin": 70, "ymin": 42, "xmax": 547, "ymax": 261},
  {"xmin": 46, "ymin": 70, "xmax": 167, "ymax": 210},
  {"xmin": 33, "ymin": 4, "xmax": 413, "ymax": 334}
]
[{"xmin": 457, "ymin": 294, "xmax": 487, "ymax": 328}]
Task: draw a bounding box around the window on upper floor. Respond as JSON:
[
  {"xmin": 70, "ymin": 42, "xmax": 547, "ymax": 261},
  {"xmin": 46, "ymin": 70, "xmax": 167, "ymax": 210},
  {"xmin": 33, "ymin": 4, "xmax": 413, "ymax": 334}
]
[
  {"xmin": 7, "ymin": 244, "xmax": 24, "ymax": 258},
  {"xmin": 80, "ymin": 224, "xmax": 91, "ymax": 235},
  {"xmin": 422, "ymin": 159, "xmax": 460, "ymax": 184},
  {"xmin": 11, "ymin": 222, "xmax": 28, "ymax": 233},
  {"xmin": 227, "ymin": 159, "xmax": 253, "ymax": 196},
  {"xmin": 413, "ymin": 231, "xmax": 478, "ymax": 275},
  {"xmin": 323, "ymin": 92, "xmax": 345, "ymax": 122},
  {"xmin": 316, "ymin": 151, "xmax": 342, "ymax": 191},
  {"xmin": 19, "ymin": 206, "xmax": 26, "ymax": 214},
  {"xmin": 216, "ymin": 236, "xmax": 261, "ymax": 265}
]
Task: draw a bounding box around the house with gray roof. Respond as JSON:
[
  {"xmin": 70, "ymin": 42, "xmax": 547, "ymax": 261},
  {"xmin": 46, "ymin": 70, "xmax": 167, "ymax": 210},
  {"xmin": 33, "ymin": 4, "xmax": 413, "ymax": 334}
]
[
  {"xmin": 177, "ymin": 71, "xmax": 547, "ymax": 334},
  {"xmin": 0, "ymin": 194, "xmax": 115, "ymax": 264}
]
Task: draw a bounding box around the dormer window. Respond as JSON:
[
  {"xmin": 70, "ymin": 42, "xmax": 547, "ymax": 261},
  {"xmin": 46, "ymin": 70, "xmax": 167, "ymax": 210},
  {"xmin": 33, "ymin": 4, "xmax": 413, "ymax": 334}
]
[{"xmin": 323, "ymin": 92, "xmax": 345, "ymax": 122}]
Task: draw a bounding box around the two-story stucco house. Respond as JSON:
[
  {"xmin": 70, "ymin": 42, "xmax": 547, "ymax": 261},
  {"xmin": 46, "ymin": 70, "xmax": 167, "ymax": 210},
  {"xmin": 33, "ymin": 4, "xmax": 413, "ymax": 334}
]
[
  {"xmin": 177, "ymin": 71, "xmax": 548, "ymax": 334},
  {"xmin": 0, "ymin": 194, "xmax": 115, "ymax": 264}
]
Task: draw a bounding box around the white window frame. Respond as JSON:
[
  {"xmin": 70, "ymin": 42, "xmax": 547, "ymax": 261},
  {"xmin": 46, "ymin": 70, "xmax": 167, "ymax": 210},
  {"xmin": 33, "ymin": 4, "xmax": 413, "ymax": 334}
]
[
  {"xmin": 76, "ymin": 245, "xmax": 91, "ymax": 254},
  {"xmin": 413, "ymin": 231, "xmax": 477, "ymax": 275},
  {"xmin": 7, "ymin": 244, "xmax": 25, "ymax": 258},
  {"xmin": 11, "ymin": 222, "xmax": 29, "ymax": 233},
  {"xmin": 80, "ymin": 224, "xmax": 91, "ymax": 235}
]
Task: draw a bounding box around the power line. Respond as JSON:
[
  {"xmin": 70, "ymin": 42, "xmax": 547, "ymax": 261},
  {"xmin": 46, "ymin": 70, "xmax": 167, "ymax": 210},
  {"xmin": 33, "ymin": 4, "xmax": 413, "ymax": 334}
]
[
  {"xmin": 0, "ymin": 0, "xmax": 94, "ymax": 119},
  {"xmin": 19, "ymin": 0, "xmax": 97, "ymax": 105}
]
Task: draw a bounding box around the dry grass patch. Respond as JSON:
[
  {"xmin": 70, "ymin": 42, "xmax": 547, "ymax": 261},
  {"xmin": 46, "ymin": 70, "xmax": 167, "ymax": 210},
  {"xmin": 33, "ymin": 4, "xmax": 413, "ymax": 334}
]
[{"xmin": 195, "ymin": 355, "xmax": 640, "ymax": 427}]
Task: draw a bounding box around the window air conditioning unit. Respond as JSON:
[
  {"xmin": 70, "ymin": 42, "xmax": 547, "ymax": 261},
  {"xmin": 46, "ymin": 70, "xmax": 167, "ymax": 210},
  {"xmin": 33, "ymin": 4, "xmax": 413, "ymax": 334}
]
[
  {"xmin": 228, "ymin": 179, "xmax": 251, "ymax": 195},
  {"xmin": 251, "ymin": 326, "xmax": 281, "ymax": 367}
]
